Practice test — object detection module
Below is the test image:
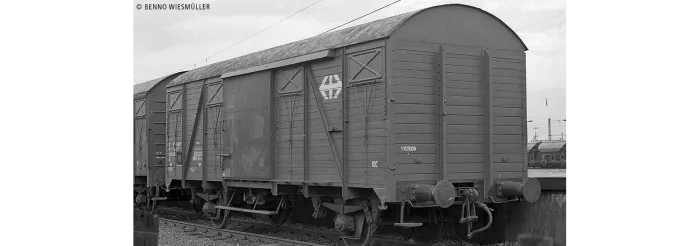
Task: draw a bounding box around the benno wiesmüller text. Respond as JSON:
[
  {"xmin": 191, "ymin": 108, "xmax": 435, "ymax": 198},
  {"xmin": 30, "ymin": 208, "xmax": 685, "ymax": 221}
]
[{"xmin": 140, "ymin": 3, "xmax": 211, "ymax": 11}]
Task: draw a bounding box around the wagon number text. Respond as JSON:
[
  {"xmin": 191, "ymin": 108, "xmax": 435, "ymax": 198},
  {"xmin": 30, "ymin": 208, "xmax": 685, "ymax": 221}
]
[{"xmin": 400, "ymin": 146, "xmax": 417, "ymax": 152}]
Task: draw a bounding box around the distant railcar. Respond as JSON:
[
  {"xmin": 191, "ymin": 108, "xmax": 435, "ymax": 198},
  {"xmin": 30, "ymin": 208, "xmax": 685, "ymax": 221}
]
[
  {"xmin": 526, "ymin": 142, "xmax": 542, "ymax": 168},
  {"xmin": 526, "ymin": 141, "xmax": 566, "ymax": 169},
  {"xmin": 161, "ymin": 4, "xmax": 539, "ymax": 245},
  {"xmin": 538, "ymin": 141, "xmax": 566, "ymax": 169},
  {"xmin": 133, "ymin": 72, "xmax": 186, "ymax": 207}
]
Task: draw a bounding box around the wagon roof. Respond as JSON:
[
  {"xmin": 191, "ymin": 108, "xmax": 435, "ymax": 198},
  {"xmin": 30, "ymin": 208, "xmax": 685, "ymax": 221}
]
[
  {"xmin": 134, "ymin": 71, "xmax": 186, "ymax": 94},
  {"xmin": 538, "ymin": 141, "xmax": 566, "ymax": 153},
  {"xmin": 527, "ymin": 142, "xmax": 541, "ymax": 152},
  {"xmin": 168, "ymin": 4, "xmax": 526, "ymax": 87}
]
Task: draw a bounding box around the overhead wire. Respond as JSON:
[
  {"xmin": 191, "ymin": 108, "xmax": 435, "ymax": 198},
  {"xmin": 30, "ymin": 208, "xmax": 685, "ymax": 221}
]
[
  {"xmin": 318, "ymin": 0, "xmax": 403, "ymax": 35},
  {"xmin": 183, "ymin": 0, "xmax": 325, "ymax": 71}
]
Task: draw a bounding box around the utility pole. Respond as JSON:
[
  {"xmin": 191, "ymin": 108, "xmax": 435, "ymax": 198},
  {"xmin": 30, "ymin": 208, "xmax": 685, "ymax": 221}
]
[
  {"xmin": 532, "ymin": 127, "xmax": 539, "ymax": 141},
  {"xmin": 548, "ymin": 118, "xmax": 552, "ymax": 141}
]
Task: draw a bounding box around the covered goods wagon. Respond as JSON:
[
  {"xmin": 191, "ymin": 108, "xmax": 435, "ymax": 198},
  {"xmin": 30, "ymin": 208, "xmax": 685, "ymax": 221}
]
[{"xmin": 164, "ymin": 4, "xmax": 539, "ymax": 245}]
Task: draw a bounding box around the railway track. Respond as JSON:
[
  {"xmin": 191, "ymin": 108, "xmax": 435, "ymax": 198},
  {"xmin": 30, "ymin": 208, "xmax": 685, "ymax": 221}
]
[
  {"xmin": 161, "ymin": 218, "xmax": 326, "ymax": 246},
  {"xmin": 155, "ymin": 206, "xmax": 422, "ymax": 246}
]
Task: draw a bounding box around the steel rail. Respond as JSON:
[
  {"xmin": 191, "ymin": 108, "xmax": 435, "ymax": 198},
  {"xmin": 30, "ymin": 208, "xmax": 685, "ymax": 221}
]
[{"xmin": 160, "ymin": 218, "xmax": 326, "ymax": 246}]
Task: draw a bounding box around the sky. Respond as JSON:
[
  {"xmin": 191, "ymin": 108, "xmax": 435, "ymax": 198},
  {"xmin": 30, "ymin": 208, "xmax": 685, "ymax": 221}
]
[{"xmin": 134, "ymin": 0, "xmax": 566, "ymax": 141}]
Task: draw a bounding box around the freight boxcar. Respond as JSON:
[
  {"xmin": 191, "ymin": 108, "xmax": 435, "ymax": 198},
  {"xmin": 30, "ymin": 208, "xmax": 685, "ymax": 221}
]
[
  {"xmin": 134, "ymin": 72, "xmax": 186, "ymax": 208},
  {"xmin": 526, "ymin": 141, "xmax": 542, "ymax": 168},
  {"xmin": 164, "ymin": 4, "xmax": 540, "ymax": 245},
  {"xmin": 537, "ymin": 141, "xmax": 566, "ymax": 169}
]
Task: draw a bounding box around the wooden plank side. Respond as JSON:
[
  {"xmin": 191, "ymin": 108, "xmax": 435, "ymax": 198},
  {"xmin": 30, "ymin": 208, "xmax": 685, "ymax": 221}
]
[
  {"xmin": 445, "ymin": 115, "xmax": 485, "ymax": 125},
  {"xmin": 392, "ymin": 153, "xmax": 437, "ymax": 164},
  {"xmin": 492, "ymin": 162, "xmax": 526, "ymax": 172},
  {"xmin": 308, "ymin": 137, "xmax": 387, "ymax": 146},
  {"xmin": 392, "ymin": 84, "xmax": 437, "ymax": 95},
  {"xmin": 393, "ymin": 69, "xmax": 435, "ymax": 79},
  {"xmin": 446, "ymin": 80, "xmax": 484, "ymax": 90},
  {"xmin": 493, "ymin": 90, "xmax": 524, "ymax": 99},
  {"xmin": 447, "ymin": 96, "xmax": 483, "ymax": 106},
  {"xmin": 394, "ymin": 61, "xmax": 435, "ymax": 71},
  {"xmin": 392, "ymin": 77, "xmax": 434, "ymax": 87},
  {"xmin": 393, "ymin": 164, "xmax": 438, "ymax": 175},
  {"xmin": 393, "ymin": 123, "xmax": 437, "ymax": 134},
  {"xmin": 494, "ymin": 171, "xmax": 525, "ymax": 179},
  {"xmin": 395, "ymin": 52, "xmax": 436, "ymax": 64},
  {"xmin": 493, "ymin": 134, "xmax": 522, "ymax": 144},
  {"xmin": 393, "ymin": 104, "xmax": 437, "ymax": 114},
  {"xmin": 445, "ymin": 172, "xmax": 485, "ymax": 180},
  {"xmin": 394, "ymin": 174, "xmax": 438, "ymax": 182},
  {"xmin": 445, "ymin": 134, "xmax": 484, "ymax": 144},
  {"xmin": 444, "ymin": 87, "xmax": 483, "ymax": 97},
  {"xmin": 494, "ymin": 98, "xmax": 524, "ymax": 108},
  {"xmin": 493, "ymin": 143, "xmax": 522, "ymax": 153},
  {"xmin": 444, "ymin": 57, "xmax": 481, "ymax": 67},
  {"xmin": 392, "ymin": 93, "xmax": 437, "ymax": 105},
  {"xmin": 492, "ymin": 68, "xmax": 524, "ymax": 78},
  {"xmin": 446, "ymin": 105, "xmax": 490, "ymax": 116},
  {"xmin": 307, "ymin": 174, "xmax": 342, "ymax": 182},
  {"xmin": 492, "ymin": 59, "xmax": 523, "ymax": 69},
  {"xmin": 493, "ymin": 77, "xmax": 523, "ymax": 87},
  {"xmin": 393, "ymin": 114, "xmax": 437, "ymax": 124},
  {"xmin": 276, "ymin": 120, "xmax": 386, "ymax": 130},
  {"xmin": 491, "ymin": 75, "xmax": 523, "ymax": 85},
  {"xmin": 493, "ymin": 126, "xmax": 523, "ymax": 135},
  {"xmin": 445, "ymin": 66, "xmax": 482, "ymax": 75},
  {"xmin": 446, "ymin": 144, "xmax": 484, "ymax": 154},
  {"xmin": 494, "ymin": 116, "xmax": 522, "ymax": 126}
]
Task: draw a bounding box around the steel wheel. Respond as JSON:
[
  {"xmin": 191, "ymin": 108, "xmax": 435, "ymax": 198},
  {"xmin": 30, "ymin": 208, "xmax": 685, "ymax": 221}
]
[
  {"xmin": 409, "ymin": 209, "xmax": 444, "ymax": 245},
  {"xmin": 410, "ymin": 221, "xmax": 444, "ymax": 245},
  {"xmin": 342, "ymin": 215, "xmax": 376, "ymax": 246},
  {"xmin": 211, "ymin": 199, "xmax": 230, "ymax": 229},
  {"xmin": 266, "ymin": 208, "xmax": 291, "ymax": 226},
  {"xmin": 266, "ymin": 199, "xmax": 292, "ymax": 226}
]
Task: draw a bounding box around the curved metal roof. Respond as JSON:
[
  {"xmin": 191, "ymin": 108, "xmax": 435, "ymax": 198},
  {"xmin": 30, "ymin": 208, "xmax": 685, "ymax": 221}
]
[
  {"xmin": 134, "ymin": 71, "xmax": 186, "ymax": 95},
  {"xmin": 538, "ymin": 141, "xmax": 566, "ymax": 153},
  {"xmin": 527, "ymin": 142, "xmax": 541, "ymax": 152},
  {"xmin": 168, "ymin": 4, "xmax": 527, "ymax": 87}
]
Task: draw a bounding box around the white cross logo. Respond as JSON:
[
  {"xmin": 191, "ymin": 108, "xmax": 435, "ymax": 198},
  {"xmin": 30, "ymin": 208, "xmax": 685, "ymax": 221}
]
[{"xmin": 319, "ymin": 74, "xmax": 342, "ymax": 99}]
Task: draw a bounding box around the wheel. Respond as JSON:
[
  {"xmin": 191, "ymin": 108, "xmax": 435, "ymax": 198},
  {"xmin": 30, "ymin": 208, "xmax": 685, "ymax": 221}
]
[
  {"xmin": 266, "ymin": 208, "xmax": 290, "ymax": 226},
  {"xmin": 342, "ymin": 214, "xmax": 376, "ymax": 246},
  {"xmin": 409, "ymin": 208, "xmax": 444, "ymax": 245},
  {"xmin": 410, "ymin": 221, "xmax": 444, "ymax": 245},
  {"xmin": 266, "ymin": 199, "xmax": 292, "ymax": 226},
  {"xmin": 211, "ymin": 198, "xmax": 230, "ymax": 229}
]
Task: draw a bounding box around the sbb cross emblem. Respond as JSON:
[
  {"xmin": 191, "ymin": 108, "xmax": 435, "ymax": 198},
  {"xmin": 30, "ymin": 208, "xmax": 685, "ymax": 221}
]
[{"xmin": 319, "ymin": 74, "xmax": 342, "ymax": 99}]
